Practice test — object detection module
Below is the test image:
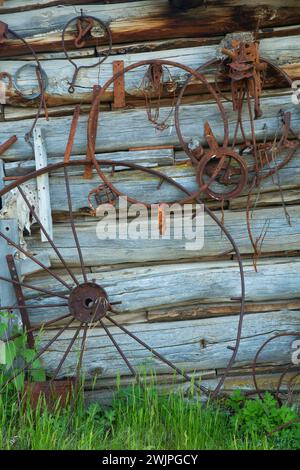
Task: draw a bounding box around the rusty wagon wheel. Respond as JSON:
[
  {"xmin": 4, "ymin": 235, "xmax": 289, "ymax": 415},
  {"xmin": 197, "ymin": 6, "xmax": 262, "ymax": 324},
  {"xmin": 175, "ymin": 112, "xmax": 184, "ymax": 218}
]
[
  {"xmin": 0, "ymin": 170, "xmax": 245, "ymax": 398},
  {"xmin": 174, "ymin": 56, "xmax": 300, "ymax": 193}
]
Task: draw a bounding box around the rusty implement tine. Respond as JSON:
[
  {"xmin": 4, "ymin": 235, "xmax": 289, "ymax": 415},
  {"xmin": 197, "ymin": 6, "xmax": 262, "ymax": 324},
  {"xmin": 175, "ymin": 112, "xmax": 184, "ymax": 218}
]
[
  {"xmin": 84, "ymin": 85, "xmax": 101, "ymax": 179},
  {"xmin": 204, "ymin": 121, "xmax": 219, "ymax": 153},
  {"xmin": 64, "ymin": 105, "xmax": 81, "ymax": 163},
  {"xmin": 0, "ymin": 135, "xmax": 17, "ymax": 156}
]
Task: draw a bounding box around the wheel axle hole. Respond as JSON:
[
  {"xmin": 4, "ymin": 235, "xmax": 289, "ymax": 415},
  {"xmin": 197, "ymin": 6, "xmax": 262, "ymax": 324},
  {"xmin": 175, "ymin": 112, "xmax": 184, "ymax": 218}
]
[{"xmin": 84, "ymin": 297, "xmax": 94, "ymax": 309}]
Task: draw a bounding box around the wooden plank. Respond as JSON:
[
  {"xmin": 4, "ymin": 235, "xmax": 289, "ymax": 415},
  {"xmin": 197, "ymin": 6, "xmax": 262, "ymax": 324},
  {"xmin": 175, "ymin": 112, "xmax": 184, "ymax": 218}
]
[
  {"xmin": 147, "ymin": 299, "xmax": 300, "ymax": 322},
  {"xmin": 1, "ymin": 36, "xmax": 300, "ymax": 106},
  {"xmin": 21, "ymin": 258, "xmax": 300, "ymax": 324},
  {"xmin": 4, "ymin": 149, "xmax": 175, "ymax": 176},
  {"xmin": 33, "ymin": 126, "xmax": 53, "ymax": 242},
  {"xmin": 35, "ymin": 308, "xmax": 300, "ymax": 379},
  {"xmin": 25, "ymin": 205, "xmax": 300, "ymax": 267},
  {"xmin": 0, "ymin": 93, "xmax": 298, "ymax": 161},
  {"xmin": 1, "ymin": 1, "xmax": 300, "ymax": 56}
]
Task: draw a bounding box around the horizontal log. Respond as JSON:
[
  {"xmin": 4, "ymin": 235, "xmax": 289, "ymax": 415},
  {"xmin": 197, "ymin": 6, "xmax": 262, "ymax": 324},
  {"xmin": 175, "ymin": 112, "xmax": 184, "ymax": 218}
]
[
  {"xmin": 24, "ymin": 205, "xmax": 300, "ymax": 269},
  {"xmin": 84, "ymin": 370, "xmax": 300, "ymax": 406},
  {"xmin": 230, "ymin": 188, "xmax": 300, "ymax": 210},
  {"xmin": 147, "ymin": 299, "xmax": 300, "ymax": 322},
  {"xmin": 36, "ymin": 308, "xmax": 300, "ymax": 380},
  {"xmin": 0, "ymin": 93, "xmax": 298, "ymax": 161},
  {"xmin": 4, "ymin": 148, "xmax": 174, "ymax": 176},
  {"xmin": 21, "ymin": 258, "xmax": 300, "ymax": 324},
  {"xmin": 1, "ymin": 1, "xmax": 300, "ymax": 56},
  {"xmin": 1, "ymin": 35, "xmax": 299, "ymax": 107}
]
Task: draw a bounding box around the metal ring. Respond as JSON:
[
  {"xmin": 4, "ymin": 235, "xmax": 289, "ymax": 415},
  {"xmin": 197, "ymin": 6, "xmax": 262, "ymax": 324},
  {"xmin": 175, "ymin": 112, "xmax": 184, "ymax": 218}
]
[{"xmin": 13, "ymin": 63, "xmax": 48, "ymax": 100}]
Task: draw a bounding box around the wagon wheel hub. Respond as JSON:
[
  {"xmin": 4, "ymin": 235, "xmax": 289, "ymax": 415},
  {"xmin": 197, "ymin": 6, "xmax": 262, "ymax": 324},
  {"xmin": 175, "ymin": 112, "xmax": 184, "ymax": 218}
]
[{"xmin": 68, "ymin": 282, "xmax": 109, "ymax": 323}]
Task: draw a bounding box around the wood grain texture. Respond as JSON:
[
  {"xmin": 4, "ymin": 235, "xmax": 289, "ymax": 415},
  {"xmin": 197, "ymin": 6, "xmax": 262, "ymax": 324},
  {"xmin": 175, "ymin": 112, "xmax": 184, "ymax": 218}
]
[
  {"xmin": 21, "ymin": 258, "xmax": 300, "ymax": 325},
  {"xmin": 1, "ymin": 35, "xmax": 299, "ymax": 106},
  {"xmin": 0, "ymin": 93, "xmax": 298, "ymax": 161},
  {"xmin": 24, "ymin": 205, "xmax": 300, "ymax": 268},
  {"xmin": 35, "ymin": 308, "xmax": 300, "ymax": 380},
  {"xmin": 1, "ymin": 1, "xmax": 300, "ymax": 56}
]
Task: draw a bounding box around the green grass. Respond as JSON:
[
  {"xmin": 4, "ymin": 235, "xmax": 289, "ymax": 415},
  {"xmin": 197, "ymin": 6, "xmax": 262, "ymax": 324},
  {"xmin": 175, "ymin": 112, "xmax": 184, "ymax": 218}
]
[{"xmin": 0, "ymin": 382, "xmax": 299, "ymax": 450}]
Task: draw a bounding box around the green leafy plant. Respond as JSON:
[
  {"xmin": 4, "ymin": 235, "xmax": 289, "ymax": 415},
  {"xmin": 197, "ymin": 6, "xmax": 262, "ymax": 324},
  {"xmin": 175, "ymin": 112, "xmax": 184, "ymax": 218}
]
[
  {"xmin": 0, "ymin": 310, "xmax": 46, "ymax": 392},
  {"xmin": 227, "ymin": 390, "xmax": 300, "ymax": 448}
]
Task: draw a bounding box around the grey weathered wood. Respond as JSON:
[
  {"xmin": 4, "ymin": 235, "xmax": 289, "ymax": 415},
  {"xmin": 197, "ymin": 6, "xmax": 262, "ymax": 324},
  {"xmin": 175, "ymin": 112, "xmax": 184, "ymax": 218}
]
[
  {"xmin": 1, "ymin": 0, "xmax": 300, "ymax": 54},
  {"xmin": 33, "ymin": 126, "xmax": 53, "ymax": 242},
  {"xmin": 4, "ymin": 149, "xmax": 175, "ymax": 176},
  {"xmin": 25, "ymin": 205, "xmax": 300, "ymax": 268},
  {"xmin": 0, "ymin": 93, "xmax": 297, "ymax": 161},
  {"xmin": 36, "ymin": 309, "xmax": 300, "ymax": 379},
  {"xmin": 21, "ymin": 258, "xmax": 300, "ymax": 324},
  {"xmin": 0, "ymin": 159, "xmax": 4, "ymax": 193},
  {"xmin": 1, "ymin": 35, "xmax": 299, "ymax": 105}
]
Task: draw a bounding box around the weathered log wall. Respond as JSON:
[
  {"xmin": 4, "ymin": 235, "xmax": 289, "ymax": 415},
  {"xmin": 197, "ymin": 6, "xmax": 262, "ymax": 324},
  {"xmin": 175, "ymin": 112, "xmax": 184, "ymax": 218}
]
[{"xmin": 0, "ymin": 0, "xmax": 299, "ymax": 402}]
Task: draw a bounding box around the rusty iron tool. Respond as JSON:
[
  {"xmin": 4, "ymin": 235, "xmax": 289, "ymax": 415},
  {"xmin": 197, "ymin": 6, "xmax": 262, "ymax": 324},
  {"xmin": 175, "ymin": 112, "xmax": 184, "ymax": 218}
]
[
  {"xmin": 0, "ymin": 21, "xmax": 8, "ymax": 43},
  {"xmin": 64, "ymin": 105, "xmax": 81, "ymax": 163},
  {"xmin": 74, "ymin": 17, "xmax": 94, "ymax": 48},
  {"xmin": 0, "ymin": 135, "xmax": 17, "ymax": 155},
  {"xmin": 85, "ymin": 84, "xmax": 101, "ymax": 179}
]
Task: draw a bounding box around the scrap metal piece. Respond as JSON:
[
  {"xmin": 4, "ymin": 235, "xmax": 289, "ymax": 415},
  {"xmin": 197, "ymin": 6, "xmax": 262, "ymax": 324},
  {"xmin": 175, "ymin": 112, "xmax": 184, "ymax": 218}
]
[{"xmin": 113, "ymin": 60, "xmax": 126, "ymax": 109}]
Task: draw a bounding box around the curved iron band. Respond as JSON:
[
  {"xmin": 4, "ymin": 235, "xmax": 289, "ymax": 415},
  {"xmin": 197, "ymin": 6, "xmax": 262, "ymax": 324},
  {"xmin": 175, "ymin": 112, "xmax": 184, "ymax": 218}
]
[
  {"xmin": 0, "ymin": 159, "xmax": 245, "ymax": 398},
  {"xmin": 174, "ymin": 56, "xmax": 296, "ymax": 172},
  {"xmin": 86, "ymin": 58, "xmax": 230, "ymax": 205},
  {"xmin": 61, "ymin": 15, "xmax": 113, "ymax": 93},
  {"xmin": 6, "ymin": 28, "xmax": 47, "ymax": 143},
  {"xmin": 13, "ymin": 63, "xmax": 48, "ymax": 101},
  {"xmin": 252, "ymin": 332, "xmax": 300, "ymax": 401}
]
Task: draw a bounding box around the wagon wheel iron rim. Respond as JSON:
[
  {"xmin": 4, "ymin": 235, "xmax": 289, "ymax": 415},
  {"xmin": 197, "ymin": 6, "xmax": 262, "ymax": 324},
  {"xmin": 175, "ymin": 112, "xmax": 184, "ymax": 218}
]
[{"xmin": 0, "ymin": 159, "xmax": 245, "ymax": 398}]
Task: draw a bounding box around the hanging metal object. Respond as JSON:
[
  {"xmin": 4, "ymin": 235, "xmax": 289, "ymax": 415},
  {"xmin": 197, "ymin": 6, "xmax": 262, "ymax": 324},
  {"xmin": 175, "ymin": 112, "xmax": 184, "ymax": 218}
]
[
  {"xmin": 0, "ymin": 21, "xmax": 48, "ymax": 148},
  {"xmin": 139, "ymin": 63, "xmax": 178, "ymax": 131},
  {"xmin": 61, "ymin": 14, "xmax": 113, "ymax": 93}
]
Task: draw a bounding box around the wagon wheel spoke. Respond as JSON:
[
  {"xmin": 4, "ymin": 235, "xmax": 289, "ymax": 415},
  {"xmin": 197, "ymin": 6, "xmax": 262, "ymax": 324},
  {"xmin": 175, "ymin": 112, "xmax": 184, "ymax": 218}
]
[
  {"xmin": 0, "ymin": 274, "xmax": 68, "ymax": 300},
  {"xmin": 49, "ymin": 322, "xmax": 83, "ymax": 384},
  {"xmin": 0, "ymin": 230, "xmax": 72, "ymax": 291},
  {"xmin": 4, "ymin": 313, "xmax": 73, "ymax": 343},
  {"xmin": 106, "ymin": 314, "xmax": 209, "ymax": 394},
  {"xmin": 64, "ymin": 166, "xmax": 88, "ymax": 283},
  {"xmin": 100, "ymin": 319, "xmax": 139, "ymax": 381},
  {"xmin": 0, "ymin": 303, "xmax": 68, "ymax": 310},
  {"xmin": 0, "ymin": 317, "xmax": 75, "ymax": 392},
  {"xmin": 75, "ymin": 322, "xmax": 89, "ymax": 385},
  {"xmin": 17, "ymin": 185, "xmax": 80, "ymax": 287}
]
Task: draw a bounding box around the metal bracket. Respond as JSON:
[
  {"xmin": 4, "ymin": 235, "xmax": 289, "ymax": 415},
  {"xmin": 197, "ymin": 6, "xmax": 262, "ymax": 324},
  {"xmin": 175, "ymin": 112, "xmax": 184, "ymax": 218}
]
[
  {"xmin": 113, "ymin": 60, "xmax": 126, "ymax": 109},
  {"xmin": 6, "ymin": 254, "xmax": 34, "ymax": 348}
]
